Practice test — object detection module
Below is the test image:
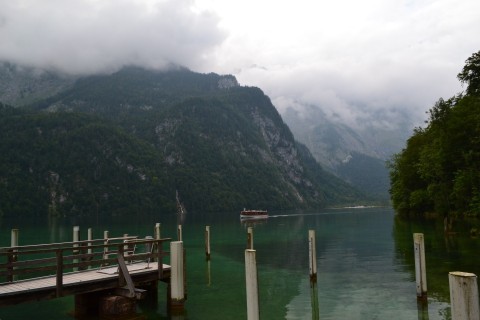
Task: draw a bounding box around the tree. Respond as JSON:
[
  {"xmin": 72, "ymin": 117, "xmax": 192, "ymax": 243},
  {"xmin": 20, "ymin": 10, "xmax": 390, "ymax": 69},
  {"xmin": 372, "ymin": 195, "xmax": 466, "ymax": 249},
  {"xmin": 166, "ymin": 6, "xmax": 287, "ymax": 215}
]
[
  {"xmin": 389, "ymin": 50, "xmax": 480, "ymax": 218},
  {"xmin": 458, "ymin": 50, "xmax": 480, "ymax": 96}
]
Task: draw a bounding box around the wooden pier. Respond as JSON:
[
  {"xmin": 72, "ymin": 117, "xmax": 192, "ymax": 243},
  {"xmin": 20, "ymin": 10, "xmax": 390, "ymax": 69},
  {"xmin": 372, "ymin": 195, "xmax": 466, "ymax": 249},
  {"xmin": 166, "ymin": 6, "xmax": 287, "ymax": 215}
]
[{"xmin": 0, "ymin": 234, "xmax": 174, "ymax": 317}]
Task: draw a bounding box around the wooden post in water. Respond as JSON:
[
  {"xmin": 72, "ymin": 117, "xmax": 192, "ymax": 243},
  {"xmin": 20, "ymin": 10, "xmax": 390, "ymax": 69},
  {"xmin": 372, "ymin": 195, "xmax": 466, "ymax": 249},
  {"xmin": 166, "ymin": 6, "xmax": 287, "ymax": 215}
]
[
  {"xmin": 11, "ymin": 229, "xmax": 19, "ymax": 248},
  {"xmin": 155, "ymin": 223, "xmax": 161, "ymax": 240},
  {"xmin": 308, "ymin": 230, "xmax": 317, "ymax": 284},
  {"xmin": 177, "ymin": 225, "xmax": 183, "ymax": 241},
  {"xmin": 73, "ymin": 226, "xmax": 80, "ymax": 271},
  {"xmin": 205, "ymin": 226, "xmax": 211, "ymax": 260},
  {"xmin": 247, "ymin": 227, "xmax": 254, "ymax": 250},
  {"xmin": 245, "ymin": 249, "xmax": 260, "ymax": 320},
  {"xmin": 170, "ymin": 241, "xmax": 185, "ymax": 311},
  {"xmin": 449, "ymin": 272, "xmax": 479, "ymax": 320},
  {"xmin": 413, "ymin": 233, "xmax": 427, "ymax": 300}
]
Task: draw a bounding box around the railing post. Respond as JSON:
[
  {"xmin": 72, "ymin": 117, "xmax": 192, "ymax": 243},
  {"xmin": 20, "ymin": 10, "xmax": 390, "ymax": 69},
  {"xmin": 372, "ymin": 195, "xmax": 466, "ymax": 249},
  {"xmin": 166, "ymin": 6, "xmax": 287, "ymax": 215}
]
[
  {"xmin": 56, "ymin": 249, "xmax": 63, "ymax": 297},
  {"xmin": 87, "ymin": 228, "xmax": 93, "ymax": 269},
  {"xmin": 9, "ymin": 229, "xmax": 19, "ymax": 282},
  {"xmin": 449, "ymin": 272, "xmax": 479, "ymax": 320},
  {"xmin": 157, "ymin": 239, "xmax": 163, "ymax": 280},
  {"xmin": 414, "ymin": 233, "xmax": 427, "ymax": 300},
  {"xmin": 73, "ymin": 226, "xmax": 80, "ymax": 271},
  {"xmin": 103, "ymin": 230, "xmax": 109, "ymax": 264}
]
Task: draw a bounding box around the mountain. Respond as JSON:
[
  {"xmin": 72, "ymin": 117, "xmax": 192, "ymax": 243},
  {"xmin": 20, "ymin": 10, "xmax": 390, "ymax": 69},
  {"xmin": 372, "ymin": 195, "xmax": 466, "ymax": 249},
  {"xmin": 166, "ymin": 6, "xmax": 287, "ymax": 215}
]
[
  {"xmin": 0, "ymin": 62, "xmax": 76, "ymax": 106},
  {"xmin": 0, "ymin": 105, "xmax": 172, "ymax": 218},
  {"xmin": 0, "ymin": 66, "xmax": 368, "ymax": 218},
  {"xmin": 282, "ymin": 104, "xmax": 412, "ymax": 200}
]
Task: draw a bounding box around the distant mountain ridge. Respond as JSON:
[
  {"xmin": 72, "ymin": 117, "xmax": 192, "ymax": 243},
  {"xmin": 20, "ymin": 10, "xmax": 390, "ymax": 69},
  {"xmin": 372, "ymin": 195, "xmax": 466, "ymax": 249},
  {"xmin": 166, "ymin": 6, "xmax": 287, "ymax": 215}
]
[
  {"xmin": 282, "ymin": 104, "xmax": 411, "ymax": 200},
  {"xmin": 0, "ymin": 66, "xmax": 369, "ymax": 218}
]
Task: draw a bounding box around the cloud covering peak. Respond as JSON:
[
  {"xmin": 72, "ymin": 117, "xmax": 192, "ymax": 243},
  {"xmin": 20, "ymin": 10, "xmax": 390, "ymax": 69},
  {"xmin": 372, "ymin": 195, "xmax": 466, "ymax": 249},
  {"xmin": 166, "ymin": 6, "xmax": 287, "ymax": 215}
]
[
  {"xmin": 1, "ymin": 0, "xmax": 479, "ymax": 130},
  {"xmin": 0, "ymin": 0, "xmax": 225, "ymax": 74}
]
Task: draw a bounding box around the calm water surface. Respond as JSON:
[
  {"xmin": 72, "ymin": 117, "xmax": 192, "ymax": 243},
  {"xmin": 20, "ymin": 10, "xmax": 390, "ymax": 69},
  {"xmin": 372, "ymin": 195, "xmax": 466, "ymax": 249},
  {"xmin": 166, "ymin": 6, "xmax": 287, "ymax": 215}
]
[{"xmin": 1, "ymin": 207, "xmax": 479, "ymax": 319}]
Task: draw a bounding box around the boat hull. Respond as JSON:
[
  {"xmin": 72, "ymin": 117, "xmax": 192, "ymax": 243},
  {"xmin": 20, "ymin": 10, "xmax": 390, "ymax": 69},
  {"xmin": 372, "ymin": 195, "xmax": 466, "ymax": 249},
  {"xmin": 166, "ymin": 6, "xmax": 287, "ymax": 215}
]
[{"xmin": 240, "ymin": 210, "xmax": 268, "ymax": 220}]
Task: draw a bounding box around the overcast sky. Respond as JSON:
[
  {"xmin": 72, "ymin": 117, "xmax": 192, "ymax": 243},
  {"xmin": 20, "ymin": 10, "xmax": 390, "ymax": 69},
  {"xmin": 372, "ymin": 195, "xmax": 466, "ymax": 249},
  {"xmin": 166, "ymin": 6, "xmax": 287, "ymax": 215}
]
[{"xmin": 1, "ymin": 0, "xmax": 479, "ymax": 128}]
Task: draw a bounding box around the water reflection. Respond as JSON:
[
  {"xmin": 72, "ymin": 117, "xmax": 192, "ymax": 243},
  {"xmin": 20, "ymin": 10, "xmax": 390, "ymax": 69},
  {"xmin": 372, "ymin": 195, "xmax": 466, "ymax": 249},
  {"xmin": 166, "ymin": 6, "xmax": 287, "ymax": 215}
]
[
  {"xmin": 2, "ymin": 208, "xmax": 479, "ymax": 320},
  {"xmin": 393, "ymin": 215, "xmax": 480, "ymax": 304},
  {"xmin": 206, "ymin": 260, "xmax": 211, "ymax": 286},
  {"xmin": 240, "ymin": 218, "xmax": 267, "ymax": 228},
  {"xmin": 310, "ymin": 282, "xmax": 319, "ymax": 320},
  {"xmin": 417, "ymin": 300, "xmax": 430, "ymax": 320}
]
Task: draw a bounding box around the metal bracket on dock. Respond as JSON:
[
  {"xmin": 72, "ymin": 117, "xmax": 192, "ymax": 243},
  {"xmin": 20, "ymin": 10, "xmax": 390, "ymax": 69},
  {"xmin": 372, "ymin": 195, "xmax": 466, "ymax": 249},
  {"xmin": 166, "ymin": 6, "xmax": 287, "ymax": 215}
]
[{"xmin": 114, "ymin": 287, "xmax": 147, "ymax": 300}]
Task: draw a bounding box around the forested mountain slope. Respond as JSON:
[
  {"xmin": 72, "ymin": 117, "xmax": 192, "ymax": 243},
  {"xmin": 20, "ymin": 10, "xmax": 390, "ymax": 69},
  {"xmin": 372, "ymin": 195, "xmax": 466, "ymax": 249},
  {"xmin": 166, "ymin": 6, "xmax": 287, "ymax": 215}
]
[{"xmin": 0, "ymin": 67, "xmax": 368, "ymax": 218}]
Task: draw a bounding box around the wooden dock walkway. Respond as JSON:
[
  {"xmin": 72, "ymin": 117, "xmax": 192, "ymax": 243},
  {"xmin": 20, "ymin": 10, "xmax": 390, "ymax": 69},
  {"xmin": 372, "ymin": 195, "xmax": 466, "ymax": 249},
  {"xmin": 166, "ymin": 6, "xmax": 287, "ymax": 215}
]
[{"xmin": 0, "ymin": 235, "xmax": 173, "ymax": 309}]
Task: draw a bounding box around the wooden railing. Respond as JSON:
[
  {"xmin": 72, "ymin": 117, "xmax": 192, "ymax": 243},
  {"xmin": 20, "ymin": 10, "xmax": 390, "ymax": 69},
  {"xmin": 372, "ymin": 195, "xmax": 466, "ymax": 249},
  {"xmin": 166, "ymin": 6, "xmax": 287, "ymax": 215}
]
[{"xmin": 0, "ymin": 236, "xmax": 171, "ymax": 298}]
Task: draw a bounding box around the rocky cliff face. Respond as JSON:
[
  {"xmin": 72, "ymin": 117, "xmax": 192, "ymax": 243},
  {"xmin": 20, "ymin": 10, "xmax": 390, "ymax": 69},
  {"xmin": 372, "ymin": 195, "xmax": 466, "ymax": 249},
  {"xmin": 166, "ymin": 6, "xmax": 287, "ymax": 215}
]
[
  {"xmin": 0, "ymin": 62, "xmax": 76, "ymax": 106},
  {"xmin": 0, "ymin": 66, "xmax": 367, "ymax": 217},
  {"xmin": 282, "ymin": 104, "xmax": 411, "ymax": 200}
]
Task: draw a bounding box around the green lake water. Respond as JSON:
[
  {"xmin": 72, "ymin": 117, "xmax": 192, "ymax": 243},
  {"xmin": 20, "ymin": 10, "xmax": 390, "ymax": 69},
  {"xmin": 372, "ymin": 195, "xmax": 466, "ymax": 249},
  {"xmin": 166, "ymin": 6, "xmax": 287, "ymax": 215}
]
[{"xmin": 1, "ymin": 207, "xmax": 479, "ymax": 319}]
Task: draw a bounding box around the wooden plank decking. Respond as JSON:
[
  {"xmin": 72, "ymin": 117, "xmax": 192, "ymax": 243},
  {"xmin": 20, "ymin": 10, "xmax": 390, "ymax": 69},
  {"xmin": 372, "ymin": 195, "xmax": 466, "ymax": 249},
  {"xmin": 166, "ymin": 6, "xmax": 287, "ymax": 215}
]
[
  {"xmin": 0, "ymin": 262, "xmax": 171, "ymax": 306},
  {"xmin": 0, "ymin": 236, "xmax": 173, "ymax": 306},
  {"xmin": 0, "ymin": 262, "xmax": 169, "ymax": 294}
]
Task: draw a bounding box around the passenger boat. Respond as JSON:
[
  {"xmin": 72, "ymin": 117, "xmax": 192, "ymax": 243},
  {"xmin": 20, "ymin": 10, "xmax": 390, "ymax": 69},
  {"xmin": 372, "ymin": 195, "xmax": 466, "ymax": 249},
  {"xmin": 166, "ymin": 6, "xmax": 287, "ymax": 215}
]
[{"xmin": 240, "ymin": 209, "xmax": 268, "ymax": 220}]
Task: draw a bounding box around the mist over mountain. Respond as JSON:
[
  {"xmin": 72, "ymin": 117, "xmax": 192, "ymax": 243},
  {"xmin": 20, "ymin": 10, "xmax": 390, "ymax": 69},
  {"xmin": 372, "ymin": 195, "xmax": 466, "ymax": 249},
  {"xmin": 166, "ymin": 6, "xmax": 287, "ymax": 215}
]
[
  {"xmin": 0, "ymin": 65, "xmax": 370, "ymax": 218},
  {"xmin": 0, "ymin": 62, "xmax": 76, "ymax": 106},
  {"xmin": 282, "ymin": 103, "xmax": 413, "ymax": 200}
]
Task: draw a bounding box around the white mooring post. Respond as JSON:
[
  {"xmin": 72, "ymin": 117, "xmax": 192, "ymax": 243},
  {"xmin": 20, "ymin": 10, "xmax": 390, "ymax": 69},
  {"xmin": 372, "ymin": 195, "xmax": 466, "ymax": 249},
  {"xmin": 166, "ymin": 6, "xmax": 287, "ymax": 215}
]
[
  {"xmin": 73, "ymin": 226, "xmax": 80, "ymax": 271},
  {"xmin": 245, "ymin": 249, "xmax": 260, "ymax": 320},
  {"xmin": 170, "ymin": 241, "xmax": 185, "ymax": 310},
  {"xmin": 205, "ymin": 226, "xmax": 211, "ymax": 260},
  {"xmin": 449, "ymin": 272, "xmax": 479, "ymax": 320},
  {"xmin": 413, "ymin": 233, "xmax": 427, "ymax": 300},
  {"xmin": 11, "ymin": 229, "xmax": 19, "ymax": 248},
  {"xmin": 177, "ymin": 225, "xmax": 183, "ymax": 241},
  {"xmin": 309, "ymin": 230, "xmax": 317, "ymax": 284},
  {"xmin": 247, "ymin": 227, "xmax": 254, "ymax": 250},
  {"xmin": 155, "ymin": 223, "xmax": 161, "ymax": 240}
]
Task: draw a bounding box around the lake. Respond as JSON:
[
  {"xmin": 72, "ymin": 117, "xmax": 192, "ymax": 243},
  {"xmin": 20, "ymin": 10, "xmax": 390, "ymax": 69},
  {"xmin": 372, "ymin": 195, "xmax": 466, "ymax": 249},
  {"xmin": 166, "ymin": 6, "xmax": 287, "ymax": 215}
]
[{"xmin": 1, "ymin": 207, "xmax": 479, "ymax": 319}]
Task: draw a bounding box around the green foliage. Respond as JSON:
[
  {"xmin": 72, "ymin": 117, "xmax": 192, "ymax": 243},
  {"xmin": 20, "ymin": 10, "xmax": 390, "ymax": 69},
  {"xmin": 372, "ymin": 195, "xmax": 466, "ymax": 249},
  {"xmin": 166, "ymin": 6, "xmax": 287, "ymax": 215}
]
[
  {"xmin": 458, "ymin": 50, "xmax": 480, "ymax": 96},
  {"xmin": 389, "ymin": 50, "xmax": 480, "ymax": 218},
  {"xmin": 1, "ymin": 67, "xmax": 367, "ymax": 218},
  {"xmin": 337, "ymin": 152, "xmax": 390, "ymax": 201},
  {"xmin": 0, "ymin": 109, "xmax": 173, "ymax": 218}
]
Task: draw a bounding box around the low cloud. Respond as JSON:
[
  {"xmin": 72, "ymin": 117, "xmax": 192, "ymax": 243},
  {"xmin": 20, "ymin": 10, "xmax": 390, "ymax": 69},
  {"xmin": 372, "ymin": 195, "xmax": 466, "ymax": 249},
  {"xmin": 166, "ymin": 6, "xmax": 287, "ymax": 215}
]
[
  {"xmin": 0, "ymin": 0, "xmax": 225, "ymax": 74},
  {"xmin": 208, "ymin": 0, "xmax": 480, "ymax": 129},
  {"xmin": 1, "ymin": 0, "xmax": 479, "ymax": 132}
]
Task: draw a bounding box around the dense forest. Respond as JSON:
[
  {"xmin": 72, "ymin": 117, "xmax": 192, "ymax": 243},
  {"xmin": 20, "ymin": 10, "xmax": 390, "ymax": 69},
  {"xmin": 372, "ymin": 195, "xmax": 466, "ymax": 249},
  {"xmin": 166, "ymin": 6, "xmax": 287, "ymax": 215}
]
[
  {"xmin": 0, "ymin": 68, "xmax": 369, "ymax": 218},
  {"xmin": 389, "ymin": 50, "xmax": 480, "ymax": 219}
]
